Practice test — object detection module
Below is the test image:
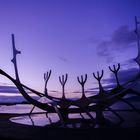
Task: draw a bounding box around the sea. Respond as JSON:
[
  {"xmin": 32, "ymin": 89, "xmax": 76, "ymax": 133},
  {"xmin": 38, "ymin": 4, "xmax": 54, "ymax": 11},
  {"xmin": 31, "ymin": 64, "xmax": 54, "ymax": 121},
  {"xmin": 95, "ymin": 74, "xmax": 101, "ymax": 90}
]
[{"xmin": 0, "ymin": 92, "xmax": 140, "ymax": 128}]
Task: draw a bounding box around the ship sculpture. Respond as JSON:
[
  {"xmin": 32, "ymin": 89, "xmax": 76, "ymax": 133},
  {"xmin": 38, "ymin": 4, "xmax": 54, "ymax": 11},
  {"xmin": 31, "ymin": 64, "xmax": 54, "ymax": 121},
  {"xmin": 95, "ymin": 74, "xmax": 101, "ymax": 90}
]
[{"xmin": 0, "ymin": 17, "xmax": 140, "ymax": 128}]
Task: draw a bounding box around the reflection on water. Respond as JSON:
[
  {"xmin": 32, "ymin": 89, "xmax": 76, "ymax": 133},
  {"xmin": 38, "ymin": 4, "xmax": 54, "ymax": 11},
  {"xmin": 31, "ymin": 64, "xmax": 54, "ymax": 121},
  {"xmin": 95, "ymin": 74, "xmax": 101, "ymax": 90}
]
[
  {"xmin": 9, "ymin": 110, "xmax": 140, "ymax": 128},
  {"xmin": 10, "ymin": 113, "xmax": 59, "ymax": 126},
  {"xmin": 10, "ymin": 113, "xmax": 97, "ymax": 128},
  {"xmin": 0, "ymin": 104, "xmax": 45, "ymax": 114},
  {"xmin": 0, "ymin": 97, "xmax": 140, "ymax": 128}
]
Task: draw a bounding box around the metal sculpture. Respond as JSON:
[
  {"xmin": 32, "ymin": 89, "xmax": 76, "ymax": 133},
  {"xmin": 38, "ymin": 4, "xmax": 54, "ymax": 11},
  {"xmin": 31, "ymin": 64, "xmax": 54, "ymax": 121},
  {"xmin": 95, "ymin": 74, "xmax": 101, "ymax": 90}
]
[
  {"xmin": 77, "ymin": 74, "xmax": 87, "ymax": 98},
  {"xmin": 11, "ymin": 34, "xmax": 21, "ymax": 82},
  {"xmin": 109, "ymin": 63, "xmax": 121, "ymax": 88},
  {"xmin": 93, "ymin": 70, "xmax": 105, "ymax": 96},
  {"xmin": 44, "ymin": 70, "xmax": 52, "ymax": 97},
  {"xmin": 0, "ymin": 17, "xmax": 140, "ymax": 128},
  {"xmin": 135, "ymin": 16, "xmax": 140, "ymax": 69},
  {"xmin": 59, "ymin": 74, "xmax": 68, "ymax": 99}
]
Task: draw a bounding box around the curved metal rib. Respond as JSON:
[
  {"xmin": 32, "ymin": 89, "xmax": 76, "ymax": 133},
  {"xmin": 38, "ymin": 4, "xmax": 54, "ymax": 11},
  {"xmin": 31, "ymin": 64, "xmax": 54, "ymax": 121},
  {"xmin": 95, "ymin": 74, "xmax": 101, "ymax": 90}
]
[
  {"xmin": 53, "ymin": 105, "xmax": 66, "ymax": 127},
  {"xmin": 29, "ymin": 105, "xmax": 36, "ymax": 115},
  {"xmin": 46, "ymin": 113, "xmax": 52, "ymax": 124},
  {"xmin": 106, "ymin": 107, "xmax": 124, "ymax": 125},
  {"xmin": 79, "ymin": 106, "xmax": 95, "ymax": 122},
  {"xmin": 0, "ymin": 69, "xmax": 55, "ymax": 112},
  {"xmin": 119, "ymin": 98, "xmax": 140, "ymax": 115},
  {"xmin": 29, "ymin": 115, "xmax": 35, "ymax": 126}
]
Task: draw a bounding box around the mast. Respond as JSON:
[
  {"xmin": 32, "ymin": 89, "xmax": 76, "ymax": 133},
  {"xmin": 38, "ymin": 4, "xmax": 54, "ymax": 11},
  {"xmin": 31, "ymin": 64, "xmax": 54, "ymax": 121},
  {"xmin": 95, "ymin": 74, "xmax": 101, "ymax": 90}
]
[
  {"xmin": 134, "ymin": 16, "xmax": 140, "ymax": 69},
  {"xmin": 11, "ymin": 34, "xmax": 21, "ymax": 82}
]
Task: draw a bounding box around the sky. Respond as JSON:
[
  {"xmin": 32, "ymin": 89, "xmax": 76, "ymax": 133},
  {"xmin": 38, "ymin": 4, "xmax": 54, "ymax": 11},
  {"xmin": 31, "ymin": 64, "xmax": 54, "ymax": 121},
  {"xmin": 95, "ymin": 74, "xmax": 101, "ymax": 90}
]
[{"xmin": 0, "ymin": 0, "xmax": 140, "ymax": 96}]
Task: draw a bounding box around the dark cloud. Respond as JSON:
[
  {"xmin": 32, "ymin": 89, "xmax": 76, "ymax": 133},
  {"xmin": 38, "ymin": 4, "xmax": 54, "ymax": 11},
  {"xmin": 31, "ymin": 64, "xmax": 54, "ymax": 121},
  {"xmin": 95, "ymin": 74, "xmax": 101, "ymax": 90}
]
[
  {"xmin": 0, "ymin": 85, "xmax": 19, "ymax": 93},
  {"xmin": 86, "ymin": 67, "xmax": 139, "ymax": 93},
  {"xmin": 0, "ymin": 82, "xmax": 12, "ymax": 86},
  {"xmin": 0, "ymin": 85, "xmax": 32, "ymax": 94},
  {"xmin": 49, "ymin": 90, "xmax": 59, "ymax": 93},
  {"xmin": 112, "ymin": 26, "xmax": 136, "ymax": 46},
  {"xmin": 58, "ymin": 56, "xmax": 68, "ymax": 62},
  {"xmin": 97, "ymin": 25, "xmax": 138, "ymax": 62},
  {"xmin": 72, "ymin": 91, "xmax": 81, "ymax": 93},
  {"xmin": 103, "ymin": 67, "xmax": 139, "ymax": 85},
  {"xmin": 88, "ymin": 84, "xmax": 116, "ymax": 91}
]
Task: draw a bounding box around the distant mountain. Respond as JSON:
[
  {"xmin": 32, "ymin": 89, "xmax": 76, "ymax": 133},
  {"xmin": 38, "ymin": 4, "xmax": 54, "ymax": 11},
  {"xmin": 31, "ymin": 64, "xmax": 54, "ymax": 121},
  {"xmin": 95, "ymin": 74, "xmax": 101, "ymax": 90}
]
[{"xmin": 0, "ymin": 95, "xmax": 39, "ymax": 104}]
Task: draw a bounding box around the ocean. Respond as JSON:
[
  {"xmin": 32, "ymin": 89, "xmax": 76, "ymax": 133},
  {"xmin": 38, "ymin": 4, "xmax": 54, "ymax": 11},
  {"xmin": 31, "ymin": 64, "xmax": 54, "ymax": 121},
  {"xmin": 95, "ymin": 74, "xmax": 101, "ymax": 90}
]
[{"xmin": 0, "ymin": 93, "xmax": 140, "ymax": 128}]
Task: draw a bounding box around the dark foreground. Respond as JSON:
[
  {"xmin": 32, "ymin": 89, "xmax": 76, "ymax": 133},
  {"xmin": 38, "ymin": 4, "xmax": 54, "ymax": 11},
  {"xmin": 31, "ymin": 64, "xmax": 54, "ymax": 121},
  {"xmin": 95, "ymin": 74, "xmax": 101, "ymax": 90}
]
[{"xmin": 0, "ymin": 114, "xmax": 140, "ymax": 140}]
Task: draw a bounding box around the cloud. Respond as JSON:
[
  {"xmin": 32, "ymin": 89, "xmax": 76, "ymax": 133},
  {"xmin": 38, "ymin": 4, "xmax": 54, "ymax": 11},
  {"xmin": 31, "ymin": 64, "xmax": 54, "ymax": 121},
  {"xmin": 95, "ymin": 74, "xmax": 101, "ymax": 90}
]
[
  {"xmin": 0, "ymin": 84, "xmax": 32, "ymax": 94},
  {"xmin": 49, "ymin": 90, "xmax": 59, "ymax": 93},
  {"xmin": 112, "ymin": 25, "xmax": 136, "ymax": 46},
  {"xmin": 0, "ymin": 82, "xmax": 12, "ymax": 86},
  {"xmin": 87, "ymin": 84, "xmax": 116, "ymax": 91},
  {"xmin": 58, "ymin": 56, "xmax": 68, "ymax": 62},
  {"xmin": 97, "ymin": 25, "xmax": 138, "ymax": 62},
  {"xmin": 102, "ymin": 67, "xmax": 139, "ymax": 85},
  {"xmin": 0, "ymin": 85, "xmax": 19, "ymax": 93},
  {"xmin": 86, "ymin": 67, "xmax": 139, "ymax": 93}
]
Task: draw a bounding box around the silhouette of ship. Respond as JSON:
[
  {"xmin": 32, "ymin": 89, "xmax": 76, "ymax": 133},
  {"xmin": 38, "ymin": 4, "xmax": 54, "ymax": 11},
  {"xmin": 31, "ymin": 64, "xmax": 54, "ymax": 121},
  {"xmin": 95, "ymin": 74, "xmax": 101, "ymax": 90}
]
[{"xmin": 0, "ymin": 17, "xmax": 140, "ymax": 128}]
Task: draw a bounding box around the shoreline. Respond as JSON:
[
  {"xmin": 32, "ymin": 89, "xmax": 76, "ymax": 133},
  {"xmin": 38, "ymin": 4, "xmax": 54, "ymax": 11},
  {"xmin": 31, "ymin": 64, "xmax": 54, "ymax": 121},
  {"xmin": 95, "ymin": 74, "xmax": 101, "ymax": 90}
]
[{"xmin": 0, "ymin": 113, "xmax": 139, "ymax": 140}]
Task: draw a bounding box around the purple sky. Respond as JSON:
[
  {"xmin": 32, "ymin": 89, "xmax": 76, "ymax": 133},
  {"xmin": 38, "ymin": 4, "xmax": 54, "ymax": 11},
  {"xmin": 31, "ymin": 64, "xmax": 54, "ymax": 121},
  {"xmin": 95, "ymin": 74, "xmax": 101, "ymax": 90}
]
[{"xmin": 0, "ymin": 0, "xmax": 140, "ymax": 94}]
